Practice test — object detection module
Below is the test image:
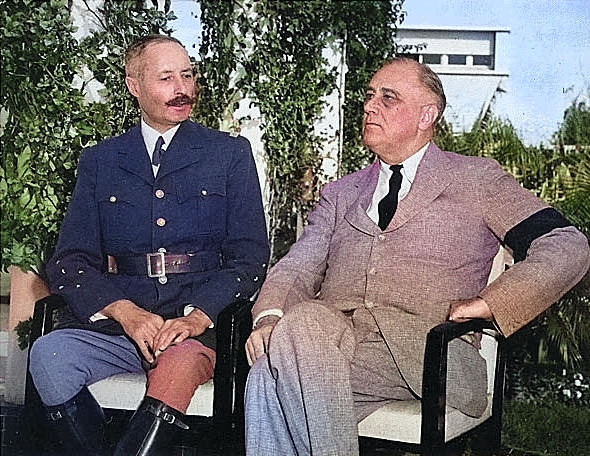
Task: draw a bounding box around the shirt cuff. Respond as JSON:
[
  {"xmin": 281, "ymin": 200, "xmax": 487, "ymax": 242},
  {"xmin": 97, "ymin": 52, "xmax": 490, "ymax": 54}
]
[
  {"xmin": 184, "ymin": 305, "xmax": 214, "ymax": 328},
  {"xmin": 252, "ymin": 308, "xmax": 284, "ymax": 329},
  {"xmin": 89, "ymin": 312, "xmax": 108, "ymax": 322}
]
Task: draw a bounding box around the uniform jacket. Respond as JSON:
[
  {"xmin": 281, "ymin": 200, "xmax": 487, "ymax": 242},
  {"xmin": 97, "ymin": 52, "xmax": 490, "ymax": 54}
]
[
  {"xmin": 47, "ymin": 120, "xmax": 270, "ymax": 336},
  {"xmin": 252, "ymin": 143, "xmax": 590, "ymax": 398}
]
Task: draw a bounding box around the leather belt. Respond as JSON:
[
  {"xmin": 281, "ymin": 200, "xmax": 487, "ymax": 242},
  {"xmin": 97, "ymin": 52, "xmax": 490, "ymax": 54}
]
[{"xmin": 108, "ymin": 253, "xmax": 194, "ymax": 284}]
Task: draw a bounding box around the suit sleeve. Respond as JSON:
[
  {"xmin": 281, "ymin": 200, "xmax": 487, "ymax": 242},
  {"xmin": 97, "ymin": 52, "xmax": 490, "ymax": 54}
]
[
  {"xmin": 187, "ymin": 137, "xmax": 270, "ymax": 322},
  {"xmin": 476, "ymin": 160, "xmax": 590, "ymax": 336},
  {"xmin": 251, "ymin": 183, "xmax": 338, "ymax": 319}
]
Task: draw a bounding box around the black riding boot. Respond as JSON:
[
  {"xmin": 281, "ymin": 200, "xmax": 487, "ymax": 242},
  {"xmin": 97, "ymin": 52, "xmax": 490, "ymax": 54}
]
[
  {"xmin": 44, "ymin": 386, "xmax": 109, "ymax": 456},
  {"xmin": 113, "ymin": 396, "xmax": 189, "ymax": 456}
]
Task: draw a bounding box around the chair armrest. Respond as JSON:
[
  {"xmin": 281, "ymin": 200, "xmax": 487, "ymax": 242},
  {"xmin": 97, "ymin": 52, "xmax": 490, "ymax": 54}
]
[
  {"xmin": 420, "ymin": 319, "xmax": 505, "ymax": 447},
  {"xmin": 212, "ymin": 298, "xmax": 254, "ymax": 424},
  {"xmin": 29, "ymin": 294, "xmax": 67, "ymax": 344},
  {"xmin": 26, "ymin": 294, "xmax": 67, "ymax": 405}
]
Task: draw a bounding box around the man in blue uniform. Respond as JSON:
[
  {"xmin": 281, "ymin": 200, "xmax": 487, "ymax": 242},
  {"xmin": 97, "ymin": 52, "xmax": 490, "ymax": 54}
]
[{"xmin": 28, "ymin": 34, "xmax": 269, "ymax": 455}]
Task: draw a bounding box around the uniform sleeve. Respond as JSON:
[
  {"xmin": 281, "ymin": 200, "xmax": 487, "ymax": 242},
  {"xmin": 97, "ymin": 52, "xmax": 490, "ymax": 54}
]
[{"xmin": 46, "ymin": 149, "xmax": 129, "ymax": 322}]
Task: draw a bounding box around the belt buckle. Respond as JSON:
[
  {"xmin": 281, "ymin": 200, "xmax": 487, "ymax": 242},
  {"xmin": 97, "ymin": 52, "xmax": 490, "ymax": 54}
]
[{"xmin": 147, "ymin": 252, "xmax": 166, "ymax": 280}]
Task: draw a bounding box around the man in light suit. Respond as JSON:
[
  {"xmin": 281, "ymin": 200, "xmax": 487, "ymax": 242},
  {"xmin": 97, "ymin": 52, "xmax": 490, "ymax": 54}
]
[
  {"xmin": 28, "ymin": 35, "xmax": 269, "ymax": 455},
  {"xmin": 244, "ymin": 57, "xmax": 590, "ymax": 456}
]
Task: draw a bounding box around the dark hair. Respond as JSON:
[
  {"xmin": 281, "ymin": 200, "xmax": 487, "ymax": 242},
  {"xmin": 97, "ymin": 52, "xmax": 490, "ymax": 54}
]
[
  {"xmin": 382, "ymin": 57, "xmax": 447, "ymax": 124},
  {"xmin": 125, "ymin": 35, "xmax": 185, "ymax": 78}
]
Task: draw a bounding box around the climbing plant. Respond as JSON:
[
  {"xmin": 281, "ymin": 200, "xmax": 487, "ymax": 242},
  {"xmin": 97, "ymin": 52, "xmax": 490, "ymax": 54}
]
[
  {"xmin": 0, "ymin": 0, "xmax": 173, "ymax": 271},
  {"xmin": 198, "ymin": 0, "xmax": 406, "ymax": 262}
]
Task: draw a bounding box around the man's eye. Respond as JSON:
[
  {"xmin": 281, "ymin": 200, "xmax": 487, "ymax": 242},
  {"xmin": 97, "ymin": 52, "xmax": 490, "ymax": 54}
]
[
  {"xmin": 382, "ymin": 94, "xmax": 397, "ymax": 106},
  {"xmin": 364, "ymin": 93, "xmax": 375, "ymax": 102}
]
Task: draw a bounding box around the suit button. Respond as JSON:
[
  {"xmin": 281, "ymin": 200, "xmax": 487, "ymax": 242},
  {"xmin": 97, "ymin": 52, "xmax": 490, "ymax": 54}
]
[
  {"xmin": 378, "ymin": 234, "xmax": 385, "ymax": 241},
  {"xmin": 201, "ymin": 189, "xmax": 208, "ymax": 196},
  {"xmin": 156, "ymin": 217, "xmax": 166, "ymax": 227},
  {"xmin": 155, "ymin": 189, "xmax": 165, "ymax": 199},
  {"xmin": 368, "ymin": 267, "xmax": 376, "ymax": 275},
  {"xmin": 109, "ymin": 196, "xmax": 117, "ymax": 203},
  {"xmin": 365, "ymin": 301, "xmax": 375, "ymax": 308}
]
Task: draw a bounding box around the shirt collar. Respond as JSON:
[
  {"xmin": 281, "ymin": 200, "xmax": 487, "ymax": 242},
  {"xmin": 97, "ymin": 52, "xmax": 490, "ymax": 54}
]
[
  {"xmin": 379, "ymin": 142, "xmax": 429, "ymax": 184},
  {"xmin": 141, "ymin": 119, "xmax": 181, "ymax": 161}
]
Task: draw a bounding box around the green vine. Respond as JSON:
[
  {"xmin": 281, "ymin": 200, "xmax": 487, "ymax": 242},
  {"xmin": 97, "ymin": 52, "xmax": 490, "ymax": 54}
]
[
  {"xmin": 1, "ymin": 0, "xmax": 173, "ymax": 272},
  {"xmin": 198, "ymin": 0, "xmax": 406, "ymax": 262}
]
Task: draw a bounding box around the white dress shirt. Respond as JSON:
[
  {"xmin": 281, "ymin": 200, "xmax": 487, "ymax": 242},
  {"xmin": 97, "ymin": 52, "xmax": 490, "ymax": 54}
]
[
  {"xmin": 366, "ymin": 143, "xmax": 428, "ymax": 223},
  {"xmin": 141, "ymin": 119, "xmax": 180, "ymax": 176}
]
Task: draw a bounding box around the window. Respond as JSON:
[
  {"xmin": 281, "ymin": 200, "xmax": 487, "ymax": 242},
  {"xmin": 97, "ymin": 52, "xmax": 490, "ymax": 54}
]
[
  {"xmin": 448, "ymin": 54, "xmax": 467, "ymax": 65},
  {"xmin": 399, "ymin": 53, "xmax": 420, "ymax": 62},
  {"xmin": 422, "ymin": 54, "xmax": 441, "ymax": 64},
  {"xmin": 473, "ymin": 55, "xmax": 493, "ymax": 67}
]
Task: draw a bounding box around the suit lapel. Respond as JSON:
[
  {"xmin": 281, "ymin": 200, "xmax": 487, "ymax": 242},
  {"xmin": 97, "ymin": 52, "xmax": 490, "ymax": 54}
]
[
  {"xmin": 157, "ymin": 121, "xmax": 205, "ymax": 179},
  {"xmin": 118, "ymin": 125, "xmax": 154, "ymax": 184},
  {"xmin": 344, "ymin": 161, "xmax": 381, "ymax": 235},
  {"xmin": 387, "ymin": 143, "xmax": 452, "ymax": 231},
  {"xmin": 344, "ymin": 144, "xmax": 453, "ymax": 234}
]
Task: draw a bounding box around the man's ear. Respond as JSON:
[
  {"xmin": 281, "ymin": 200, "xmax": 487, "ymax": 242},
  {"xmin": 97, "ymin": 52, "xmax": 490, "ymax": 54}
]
[
  {"xmin": 125, "ymin": 76, "xmax": 139, "ymax": 97},
  {"xmin": 418, "ymin": 104, "xmax": 439, "ymax": 131}
]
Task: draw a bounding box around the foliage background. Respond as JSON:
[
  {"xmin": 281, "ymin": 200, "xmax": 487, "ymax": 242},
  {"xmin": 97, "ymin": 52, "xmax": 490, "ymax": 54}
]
[
  {"xmin": 1, "ymin": 0, "xmax": 173, "ymax": 271},
  {"xmin": 197, "ymin": 0, "xmax": 406, "ymax": 260}
]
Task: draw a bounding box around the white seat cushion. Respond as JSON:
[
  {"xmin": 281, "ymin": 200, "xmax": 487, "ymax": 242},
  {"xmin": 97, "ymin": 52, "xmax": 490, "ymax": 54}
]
[
  {"xmin": 358, "ymin": 333, "xmax": 498, "ymax": 443},
  {"xmin": 357, "ymin": 394, "xmax": 493, "ymax": 443},
  {"xmin": 88, "ymin": 372, "xmax": 214, "ymax": 416}
]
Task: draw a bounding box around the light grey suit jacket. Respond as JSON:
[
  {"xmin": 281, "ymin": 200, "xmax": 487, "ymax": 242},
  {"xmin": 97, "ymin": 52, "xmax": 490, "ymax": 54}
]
[{"xmin": 253, "ymin": 143, "xmax": 590, "ymax": 407}]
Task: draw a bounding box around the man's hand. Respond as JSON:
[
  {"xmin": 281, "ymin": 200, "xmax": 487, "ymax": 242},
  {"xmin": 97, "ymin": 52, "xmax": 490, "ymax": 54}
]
[
  {"xmin": 151, "ymin": 309, "xmax": 213, "ymax": 358},
  {"xmin": 245, "ymin": 315, "xmax": 280, "ymax": 366},
  {"xmin": 101, "ymin": 299, "xmax": 164, "ymax": 363},
  {"xmin": 447, "ymin": 296, "xmax": 493, "ymax": 323}
]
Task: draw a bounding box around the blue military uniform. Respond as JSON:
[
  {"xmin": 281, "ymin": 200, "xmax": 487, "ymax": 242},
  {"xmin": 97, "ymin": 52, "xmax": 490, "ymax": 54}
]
[{"xmin": 45, "ymin": 120, "xmax": 269, "ymax": 339}]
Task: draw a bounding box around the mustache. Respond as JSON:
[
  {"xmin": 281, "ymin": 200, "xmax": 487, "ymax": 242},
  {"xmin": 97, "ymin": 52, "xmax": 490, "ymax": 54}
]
[{"xmin": 166, "ymin": 95, "xmax": 197, "ymax": 107}]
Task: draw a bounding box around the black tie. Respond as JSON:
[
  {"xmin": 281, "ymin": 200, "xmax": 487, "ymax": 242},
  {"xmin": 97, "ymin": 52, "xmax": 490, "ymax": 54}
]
[
  {"xmin": 378, "ymin": 164, "xmax": 403, "ymax": 230},
  {"xmin": 152, "ymin": 136, "xmax": 165, "ymax": 166}
]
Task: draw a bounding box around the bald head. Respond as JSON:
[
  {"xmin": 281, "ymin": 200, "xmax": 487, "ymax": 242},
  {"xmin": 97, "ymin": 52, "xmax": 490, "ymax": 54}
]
[
  {"xmin": 125, "ymin": 35, "xmax": 185, "ymax": 79},
  {"xmin": 380, "ymin": 58, "xmax": 446, "ymax": 124}
]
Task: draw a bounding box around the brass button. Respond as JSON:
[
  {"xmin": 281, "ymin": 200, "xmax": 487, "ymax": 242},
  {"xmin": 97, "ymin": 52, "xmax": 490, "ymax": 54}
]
[
  {"xmin": 156, "ymin": 217, "xmax": 166, "ymax": 227},
  {"xmin": 109, "ymin": 196, "xmax": 117, "ymax": 203},
  {"xmin": 155, "ymin": 189, "xmax": 165, "ymax": 199},
  {"xmin": 201, "ymin": 189, "xmax": 208, "ymax": 196}
]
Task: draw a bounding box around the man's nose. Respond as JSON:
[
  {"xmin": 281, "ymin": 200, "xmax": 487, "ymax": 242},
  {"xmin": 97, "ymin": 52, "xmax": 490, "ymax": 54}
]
[
  {"xmin": 364, "ymin": 97, "xmax": 378, "ymax": 114},
  {"xmin": 173, "ymin": 76, "xmax": 189, "ymax": 94}
]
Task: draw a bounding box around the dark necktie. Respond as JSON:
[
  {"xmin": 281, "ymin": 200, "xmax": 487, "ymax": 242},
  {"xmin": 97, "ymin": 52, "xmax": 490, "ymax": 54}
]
[
  {"xmin": 378, "ymin": 164, "xmax": 403, "ymax": 230},
  {"xmin": 152, "ymin": 136, "xmax": 165, "ymax": 166}
]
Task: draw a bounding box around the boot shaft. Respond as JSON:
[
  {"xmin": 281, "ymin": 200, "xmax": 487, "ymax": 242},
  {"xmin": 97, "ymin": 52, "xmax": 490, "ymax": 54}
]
[
  {"xmin": 44, "ymin": 386, "xmax": 109, "ymax": 456},
  {"xmin": 113, "ymin": 396, "xmax": 189, "ymax": 456}
]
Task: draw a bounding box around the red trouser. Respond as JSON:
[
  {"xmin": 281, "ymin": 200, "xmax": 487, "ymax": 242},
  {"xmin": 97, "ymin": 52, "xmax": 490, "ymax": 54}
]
[{"xmin": 146, "ymin": 339, "xmax": 216, "ymax": 413}]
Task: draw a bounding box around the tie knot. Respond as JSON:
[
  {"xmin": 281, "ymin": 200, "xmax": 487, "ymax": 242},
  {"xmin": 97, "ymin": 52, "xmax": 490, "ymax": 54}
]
[{"xmin": 389, "ymin": 164, "xmax": 403, "ymax": 174}]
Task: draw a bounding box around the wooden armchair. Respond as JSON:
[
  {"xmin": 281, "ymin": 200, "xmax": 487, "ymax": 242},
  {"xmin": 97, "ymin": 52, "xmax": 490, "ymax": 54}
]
[
  {"xmin": 25, "ymin": 293, "xmax": 253, "ymax": 451},
  {"xmin": 358, "ymin": 319, "xmax": 506, "ymax": 455}
]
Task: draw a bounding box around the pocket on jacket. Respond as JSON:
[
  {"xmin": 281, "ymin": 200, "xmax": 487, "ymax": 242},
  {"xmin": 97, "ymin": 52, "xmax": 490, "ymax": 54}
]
[
  {"xmin": 98, "ymin": 191, "xmax": 148, "ymax": 241},
  {"xmin": 176, "ymin": 175, "xmax": 227, "ymax": 232}
]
